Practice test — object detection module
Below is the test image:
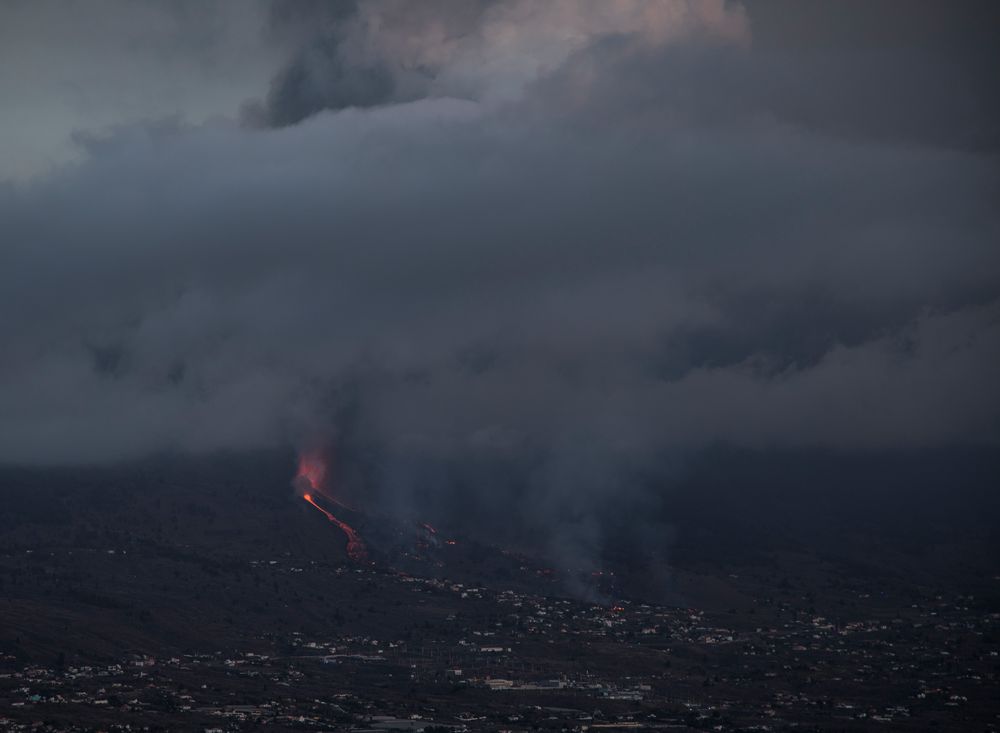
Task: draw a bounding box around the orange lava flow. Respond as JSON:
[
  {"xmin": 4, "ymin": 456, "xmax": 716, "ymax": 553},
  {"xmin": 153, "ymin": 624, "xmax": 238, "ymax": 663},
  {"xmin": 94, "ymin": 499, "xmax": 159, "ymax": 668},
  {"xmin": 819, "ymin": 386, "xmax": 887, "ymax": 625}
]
[{"xmin": 303, "ymin": 493, "xmax": 368, "ymax": 562}]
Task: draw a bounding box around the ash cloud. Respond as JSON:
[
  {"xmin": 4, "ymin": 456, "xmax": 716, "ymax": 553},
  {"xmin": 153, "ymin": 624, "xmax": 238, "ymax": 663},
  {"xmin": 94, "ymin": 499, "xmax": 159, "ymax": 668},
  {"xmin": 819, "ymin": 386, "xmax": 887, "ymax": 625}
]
[
  {"xmin": 1, "ymin": 0, "xmax": 999, "ymax": 574},
  {"xmin": 245, "ymin": 0, "xmax": 747, "ymax": 126}
]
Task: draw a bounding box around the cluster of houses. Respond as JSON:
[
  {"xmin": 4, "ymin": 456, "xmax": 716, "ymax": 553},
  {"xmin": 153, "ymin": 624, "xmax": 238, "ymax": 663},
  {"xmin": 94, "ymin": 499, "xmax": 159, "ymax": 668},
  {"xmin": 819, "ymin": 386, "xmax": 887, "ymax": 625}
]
[{"xmin": 2, "ymin": 563, "xmax": 997, "ymax": 731}]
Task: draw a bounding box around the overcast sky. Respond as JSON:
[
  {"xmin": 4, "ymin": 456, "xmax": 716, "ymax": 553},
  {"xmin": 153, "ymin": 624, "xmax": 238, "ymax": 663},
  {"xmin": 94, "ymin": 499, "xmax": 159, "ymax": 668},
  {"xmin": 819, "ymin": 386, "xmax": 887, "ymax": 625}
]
[{"xmin": 1, "ymin": 0, "xmax": 998, "ymax": 549}]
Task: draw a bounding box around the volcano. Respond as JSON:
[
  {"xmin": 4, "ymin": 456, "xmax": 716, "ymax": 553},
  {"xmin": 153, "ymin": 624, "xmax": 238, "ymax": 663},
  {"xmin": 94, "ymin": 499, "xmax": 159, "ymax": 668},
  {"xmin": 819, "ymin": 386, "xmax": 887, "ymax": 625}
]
[{"xmin": 295, "ymin": 452, "xmax": 369, "ymax": 562}]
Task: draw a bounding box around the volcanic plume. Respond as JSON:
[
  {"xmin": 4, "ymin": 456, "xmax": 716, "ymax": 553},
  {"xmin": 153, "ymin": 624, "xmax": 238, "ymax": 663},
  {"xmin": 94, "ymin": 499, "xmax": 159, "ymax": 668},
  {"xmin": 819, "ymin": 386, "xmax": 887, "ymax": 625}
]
[{"xmin": 294, "ymin": 451, "xmax": 368, "ymax": 562}]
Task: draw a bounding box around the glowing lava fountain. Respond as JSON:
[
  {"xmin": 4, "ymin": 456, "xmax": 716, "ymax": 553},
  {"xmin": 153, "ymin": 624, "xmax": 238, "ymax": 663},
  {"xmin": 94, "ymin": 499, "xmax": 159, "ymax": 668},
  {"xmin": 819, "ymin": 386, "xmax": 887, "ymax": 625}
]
[{"xmin": 296, "ymin": 453, "xmax": 368, "ymax": 563}]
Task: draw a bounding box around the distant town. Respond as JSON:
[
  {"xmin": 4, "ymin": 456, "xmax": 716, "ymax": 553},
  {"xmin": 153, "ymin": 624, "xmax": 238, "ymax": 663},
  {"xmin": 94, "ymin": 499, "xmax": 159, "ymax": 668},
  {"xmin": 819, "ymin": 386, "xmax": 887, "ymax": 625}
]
[{"xmin": 3, "ymin": 554, "xmax": 997, "ymax": 731}]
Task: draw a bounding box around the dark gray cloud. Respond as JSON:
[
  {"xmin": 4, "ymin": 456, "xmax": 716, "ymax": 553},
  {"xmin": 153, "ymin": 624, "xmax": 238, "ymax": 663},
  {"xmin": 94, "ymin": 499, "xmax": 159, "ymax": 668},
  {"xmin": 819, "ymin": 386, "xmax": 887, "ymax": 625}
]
[
  {"xmin": 0, "ymin": 0, "xmax": 283, "ymax": 179},
  {"xmin": 1, "ymin": 0, "xmax": 998, "ymax": 572},
  {"xmin": 745, "ymin": 0, "xmax": 1000, "ymax": 152},
  {"xmin": 244, "ymin": 0, "xmax": 396, "ymax": 126},
  {"xmin": 529, "ymin": 10, "xmax": 1000, "ymax": 153},
  {"xmin": 253, "ymin": 43, "xmax": 397, "ymax": 127},
  {"xmin": 249, "ymin": 0, "xmax": 1000, "ymax": 149},
  {"xmin": 245, "ymin": 0, "xmax": 748, "ymax": 126}
]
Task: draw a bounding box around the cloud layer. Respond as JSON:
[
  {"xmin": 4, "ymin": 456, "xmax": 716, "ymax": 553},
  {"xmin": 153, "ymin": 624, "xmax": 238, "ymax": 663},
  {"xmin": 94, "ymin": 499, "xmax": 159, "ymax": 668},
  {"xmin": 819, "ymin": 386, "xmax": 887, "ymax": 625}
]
[{"xmin": 1, "ymin": 1, "xmax": 998, "ymax": 567}]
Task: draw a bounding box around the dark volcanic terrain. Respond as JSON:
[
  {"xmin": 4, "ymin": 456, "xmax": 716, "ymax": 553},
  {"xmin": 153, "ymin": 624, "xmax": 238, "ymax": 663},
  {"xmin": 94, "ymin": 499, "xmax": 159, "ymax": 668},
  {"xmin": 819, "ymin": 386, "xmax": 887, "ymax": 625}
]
[{"xmin": 1, "ymin": 451, "xmax": 998, "ymax": 732}]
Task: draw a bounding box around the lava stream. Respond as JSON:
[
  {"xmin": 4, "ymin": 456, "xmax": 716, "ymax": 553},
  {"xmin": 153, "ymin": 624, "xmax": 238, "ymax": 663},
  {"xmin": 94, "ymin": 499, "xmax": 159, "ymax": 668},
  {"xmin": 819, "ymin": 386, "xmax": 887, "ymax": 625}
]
[{"xmin": 303, "ymin": 493, "xmax": 369, "ymax": 562}]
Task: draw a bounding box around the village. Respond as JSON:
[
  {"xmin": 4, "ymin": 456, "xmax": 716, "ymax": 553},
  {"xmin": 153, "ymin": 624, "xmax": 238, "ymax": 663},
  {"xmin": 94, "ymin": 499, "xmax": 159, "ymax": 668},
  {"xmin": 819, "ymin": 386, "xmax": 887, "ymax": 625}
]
[{"xmin": 2, "ymin": 558, "xmax": 997, "ymax": 732}]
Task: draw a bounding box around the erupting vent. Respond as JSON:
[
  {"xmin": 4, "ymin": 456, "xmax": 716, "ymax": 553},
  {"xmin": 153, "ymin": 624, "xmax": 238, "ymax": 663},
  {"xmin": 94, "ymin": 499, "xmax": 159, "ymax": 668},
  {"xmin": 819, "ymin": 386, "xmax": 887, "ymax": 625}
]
[{"xmin": 296, "ymin": 453, "xmax": 368, "ymax": 563}]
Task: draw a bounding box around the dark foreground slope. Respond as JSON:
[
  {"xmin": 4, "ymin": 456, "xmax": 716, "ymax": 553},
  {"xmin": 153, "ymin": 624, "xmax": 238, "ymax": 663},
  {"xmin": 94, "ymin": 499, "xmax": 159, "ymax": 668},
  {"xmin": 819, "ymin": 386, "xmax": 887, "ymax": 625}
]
[{"xmin": 0, "ymin": 450, "xmax": 998, "ymax": 732}]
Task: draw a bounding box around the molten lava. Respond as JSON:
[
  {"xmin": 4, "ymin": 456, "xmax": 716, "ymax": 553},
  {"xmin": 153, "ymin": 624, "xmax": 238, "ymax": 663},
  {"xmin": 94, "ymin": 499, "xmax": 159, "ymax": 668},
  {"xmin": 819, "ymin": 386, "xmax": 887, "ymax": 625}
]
[
  {"xmin": 303, "ymin": 493, "xmax": 369, "ymax": 562},
  {"xmin": 296, "ymin": 452, "xmax": 368, "ymax": 563}
]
